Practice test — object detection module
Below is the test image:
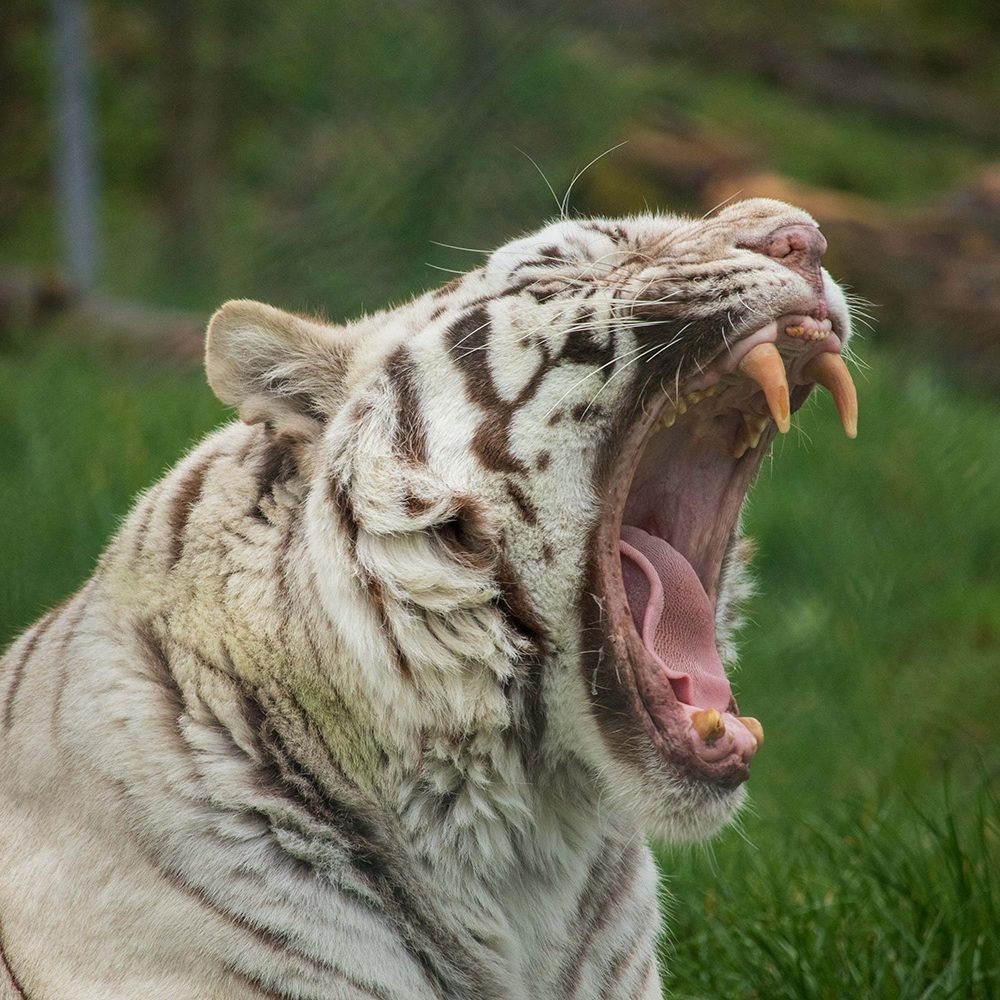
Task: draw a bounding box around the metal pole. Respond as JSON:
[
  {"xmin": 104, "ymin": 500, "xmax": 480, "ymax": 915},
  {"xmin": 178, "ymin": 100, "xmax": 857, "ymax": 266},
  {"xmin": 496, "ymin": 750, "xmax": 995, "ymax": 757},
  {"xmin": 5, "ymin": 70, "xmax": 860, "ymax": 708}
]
[{"xmin": 50, "ymin": 0, "xmax": 100, "ymax": 292}]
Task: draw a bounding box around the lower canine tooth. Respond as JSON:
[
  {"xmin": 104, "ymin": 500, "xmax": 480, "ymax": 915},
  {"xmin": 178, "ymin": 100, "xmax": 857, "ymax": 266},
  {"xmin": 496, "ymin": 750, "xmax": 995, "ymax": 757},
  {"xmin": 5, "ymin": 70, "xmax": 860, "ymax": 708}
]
[
  {"xmin": 691, "ymin": 708, "xmax": 726, "ymax": 744},
  {"xmin": 738, "ymin": 716, "xmax": 764, "ymax": 748}
]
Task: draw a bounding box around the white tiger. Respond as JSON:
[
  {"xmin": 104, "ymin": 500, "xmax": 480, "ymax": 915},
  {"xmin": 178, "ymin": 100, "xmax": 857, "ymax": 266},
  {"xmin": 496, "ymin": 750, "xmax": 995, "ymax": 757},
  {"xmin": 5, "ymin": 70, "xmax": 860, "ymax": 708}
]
[{"xmin": 0, "ymin": 199, "xmax": 856, "ymax": 999}]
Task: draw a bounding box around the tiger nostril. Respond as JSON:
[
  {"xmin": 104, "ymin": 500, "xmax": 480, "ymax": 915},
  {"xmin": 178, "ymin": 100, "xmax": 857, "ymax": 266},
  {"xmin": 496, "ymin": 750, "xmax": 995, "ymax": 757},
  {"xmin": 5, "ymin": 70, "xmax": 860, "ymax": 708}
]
[{"xmin": 762, "ymin": 224, "xmax": 827, "ymax": 265}]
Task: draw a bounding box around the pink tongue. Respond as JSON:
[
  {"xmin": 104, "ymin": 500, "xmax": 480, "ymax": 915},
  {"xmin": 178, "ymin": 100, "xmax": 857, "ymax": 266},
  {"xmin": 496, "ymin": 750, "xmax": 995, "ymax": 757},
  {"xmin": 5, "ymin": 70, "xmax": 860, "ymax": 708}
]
[{"xmin": 619, "ymin": 525, "xmax": 733, "ymax": 711}]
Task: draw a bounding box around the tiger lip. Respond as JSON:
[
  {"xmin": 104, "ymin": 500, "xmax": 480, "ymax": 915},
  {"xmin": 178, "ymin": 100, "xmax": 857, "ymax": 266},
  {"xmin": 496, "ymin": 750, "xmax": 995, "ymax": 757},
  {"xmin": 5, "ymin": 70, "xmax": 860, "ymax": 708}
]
[{"xmin": 597, "ymin": 309, "xmax": 859, "ymax": 787}]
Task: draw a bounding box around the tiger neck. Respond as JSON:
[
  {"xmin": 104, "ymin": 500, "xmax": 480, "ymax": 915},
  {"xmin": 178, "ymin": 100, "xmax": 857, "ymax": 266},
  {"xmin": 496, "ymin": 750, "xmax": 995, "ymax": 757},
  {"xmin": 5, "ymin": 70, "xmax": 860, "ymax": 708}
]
[{"xmin": 112, "ymin": 424, "xmax": 610, "ymax": 891}]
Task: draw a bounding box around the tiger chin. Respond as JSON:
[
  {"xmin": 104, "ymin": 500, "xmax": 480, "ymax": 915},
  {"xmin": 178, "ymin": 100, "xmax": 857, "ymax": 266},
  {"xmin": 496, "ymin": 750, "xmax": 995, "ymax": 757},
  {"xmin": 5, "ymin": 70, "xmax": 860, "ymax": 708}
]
[{"xmin": 0, "ymin": 198, "xmax": 857, "ymax": 999}]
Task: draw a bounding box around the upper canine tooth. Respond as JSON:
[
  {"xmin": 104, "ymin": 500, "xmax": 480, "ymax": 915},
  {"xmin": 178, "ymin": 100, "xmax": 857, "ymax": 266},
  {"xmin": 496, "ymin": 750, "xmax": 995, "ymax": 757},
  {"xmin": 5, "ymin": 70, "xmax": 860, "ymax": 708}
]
[
  {"xmin": 738, "ymin": 343, "xmax": 791, "ymax": 433},
  {"xmin": 691, "ymin": 708, "xmax": 726, "ymax": 744},
  {"xmin": 802, "ymin": 352, "xmax": 858, "ymax": 439},
  {"xmin": 660, "ymin": 406, "xmax": 677, "ymax": 428},
  {"xmin": 785, "ymin": 325, "xmax": 805, "ymax": 337}
]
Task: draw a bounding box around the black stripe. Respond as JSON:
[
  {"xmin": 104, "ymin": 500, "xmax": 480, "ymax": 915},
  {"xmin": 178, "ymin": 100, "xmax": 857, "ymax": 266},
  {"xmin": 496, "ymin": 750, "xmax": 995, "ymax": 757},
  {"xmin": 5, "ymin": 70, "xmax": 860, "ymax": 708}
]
[
  {"xmin": 248, "ymin": 688, "xmax": 485, "ymax": 998},
  {"xmin": 251, "ymin": 438, "xmax": 298, "ymax": 524},
  {"xmin": 385, "ymin": 347, "xmax": 429, "ymax": 465},
  {"xmin": 447, "ymin": 304, "xmax": 555, "ymax": 477},
  {"xmin": 224, "ymin": 963, "xmax": 388, "ymax": 1000},
  {"xmin": 195, "ymin": 665, "xmax": 466, "ymax": 997},
  {"xmin": 0, "ymin": 922, "xmax": 29, "ymax": 999},
  {"xmin": 431, "ymin": 276, "xmax": 462, "ymax": 298},
  {"xmin": 98, "ymin": 660, "xmax": 369, "ymax": 989},
  {"xmin": 599, "ymin": 938, "xmax": 651, "ymax": 998},
  {"xmin": 167, "ymin": 452, "xmax": 216, "ymax": 567},
  {"xmin": 131, "ymin": 493, "xmax": 157, "ymax": 559},
  {"xmin": 223, "ymin": 966, "xmax": 311, "ymax": 1000},
  {"xmin": 49, "ymin": 588, "xmax": 91, "ymax": 735},
  {"xmin": 558, "ymin": 843, "xmax": 641, "ymax": 997},
  {"xmin": 557, "ymin": 315, "xmax": 615, "ymax": 371},
  {"xmin": 274, "ymin": 517, "xmax": 298, "ymax": 612},
  {"xmin": 503, "ymin": 479, "xmax": 538, "ymax": 526},
  {"xmin": 136, "ymin": 626, "xmax": 187, "ymax": 721},
  {"xmin": 493, "ymin": 552, "xmax": 546, "ymax": 709},
  {"xmin": 147, "ymin": 858, "xmax": 385, "ymax": 992},
  {"xmin": 328, "ymin": 478, "xmax": 414, "ymax": 681},
  {"xmin": 2, "ymin": 606, "xmax": 63, "ymax": 732}
]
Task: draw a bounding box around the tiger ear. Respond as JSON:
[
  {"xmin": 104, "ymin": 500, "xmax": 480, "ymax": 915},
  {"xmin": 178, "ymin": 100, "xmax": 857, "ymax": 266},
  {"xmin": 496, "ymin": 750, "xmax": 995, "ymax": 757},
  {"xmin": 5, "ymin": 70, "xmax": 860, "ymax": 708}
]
[{"xmin": 205, "ymin": 300, "xmax": 348, "ymax": 439}]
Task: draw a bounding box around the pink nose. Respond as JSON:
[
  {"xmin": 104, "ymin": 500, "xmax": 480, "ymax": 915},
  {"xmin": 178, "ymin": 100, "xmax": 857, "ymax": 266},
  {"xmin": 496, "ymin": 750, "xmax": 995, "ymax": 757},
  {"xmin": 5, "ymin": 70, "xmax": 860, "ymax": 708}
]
[
  {"xmin": 761, "ymin": 223, "xmax": 827, "ymax": 268},
  {"xmin": 744, "ymin": 223, "xmax": 828, "ymax": 302}
]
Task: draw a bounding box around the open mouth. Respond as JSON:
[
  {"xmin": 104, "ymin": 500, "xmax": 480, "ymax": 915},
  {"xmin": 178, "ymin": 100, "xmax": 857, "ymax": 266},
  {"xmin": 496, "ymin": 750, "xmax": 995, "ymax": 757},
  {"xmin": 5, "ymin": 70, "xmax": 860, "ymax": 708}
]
[{"xmin": 596, "ymin": 312, "xmax": 858, "ymax": 785}]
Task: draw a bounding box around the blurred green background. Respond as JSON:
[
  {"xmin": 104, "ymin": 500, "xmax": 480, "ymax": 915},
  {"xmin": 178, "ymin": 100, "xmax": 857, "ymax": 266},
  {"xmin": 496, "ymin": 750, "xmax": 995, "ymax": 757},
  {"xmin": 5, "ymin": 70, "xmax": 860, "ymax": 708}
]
[{"xmin": 2, "ymin": 2, "xmax": 998, "ymax": 996}]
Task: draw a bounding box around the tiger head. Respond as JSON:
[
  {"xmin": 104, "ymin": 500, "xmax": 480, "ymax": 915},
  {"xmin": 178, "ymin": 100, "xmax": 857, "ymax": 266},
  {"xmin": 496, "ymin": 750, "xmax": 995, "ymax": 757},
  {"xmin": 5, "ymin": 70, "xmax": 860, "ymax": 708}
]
[{"xmin": 205, "ymin": 198, "xmax": 856, "ymax": 848}]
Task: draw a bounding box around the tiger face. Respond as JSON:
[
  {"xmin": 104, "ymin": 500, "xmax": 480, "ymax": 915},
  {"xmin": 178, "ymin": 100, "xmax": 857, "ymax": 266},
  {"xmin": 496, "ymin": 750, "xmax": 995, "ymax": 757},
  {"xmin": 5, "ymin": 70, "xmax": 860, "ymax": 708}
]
[{"xmin": 207, "ymin": 197, "xmax": 856, "ymax": 846}]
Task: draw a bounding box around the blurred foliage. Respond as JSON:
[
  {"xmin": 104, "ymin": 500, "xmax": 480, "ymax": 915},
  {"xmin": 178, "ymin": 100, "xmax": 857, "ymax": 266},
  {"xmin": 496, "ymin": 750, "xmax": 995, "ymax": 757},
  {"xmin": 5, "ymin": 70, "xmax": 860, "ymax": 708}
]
[{"xmin": 3, "ymin": 0, "xmax": 1000, "ymax": 315}]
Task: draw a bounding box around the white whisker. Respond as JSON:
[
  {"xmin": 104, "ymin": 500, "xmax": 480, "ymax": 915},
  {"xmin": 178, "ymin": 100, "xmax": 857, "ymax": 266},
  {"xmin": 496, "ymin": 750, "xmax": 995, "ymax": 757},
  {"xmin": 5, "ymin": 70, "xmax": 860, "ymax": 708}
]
[
  {"xmin": 560, "ymin": 141, "xmax": 628, "ymax": 218},
  {"xmin": 514, "ymin": 145, "xmax": 562, "ymax": 218}
]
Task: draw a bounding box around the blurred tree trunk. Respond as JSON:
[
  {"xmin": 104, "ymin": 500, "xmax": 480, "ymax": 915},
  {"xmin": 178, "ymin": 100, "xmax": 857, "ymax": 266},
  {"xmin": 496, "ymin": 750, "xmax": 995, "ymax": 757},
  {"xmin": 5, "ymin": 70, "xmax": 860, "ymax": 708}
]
[
  {"xmin": 159, "ymin": 0, "xmax": 234, "ymax": 295},
  {"xmin": 160, "ymin": 0, "xmax": 205, "ymax": 287},
  {"xmin": 50, "ymin": 0, "xmax": 100, "ymax": 292}
]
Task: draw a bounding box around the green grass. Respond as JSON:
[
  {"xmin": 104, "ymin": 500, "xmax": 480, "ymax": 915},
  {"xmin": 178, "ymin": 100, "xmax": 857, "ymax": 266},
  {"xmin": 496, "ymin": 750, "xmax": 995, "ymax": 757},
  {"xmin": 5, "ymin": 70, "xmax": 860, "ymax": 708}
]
[
  {"xmin": 659, "ymin": 785, "xmax": 999, "ymax": 999},
  {"xmin": 1, "ymin": 327, "xmax": 997, "ymax": 997},
  {"xmin": 0, "ymin": 331, "xmax": 225, "ymax": 643}
]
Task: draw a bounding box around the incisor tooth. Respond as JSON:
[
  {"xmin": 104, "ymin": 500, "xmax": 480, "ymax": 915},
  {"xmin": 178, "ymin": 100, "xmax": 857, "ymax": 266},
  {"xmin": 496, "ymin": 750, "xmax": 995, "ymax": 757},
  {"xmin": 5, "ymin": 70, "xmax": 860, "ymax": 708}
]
[
  {"xmin": 739, "ymin": 343, "xmax": 791, "ymax": 433},
  {"xmin": 738, "ymin": 716, "xmax": 764, "ymax": 748},
  {"xmin": 802, "ymin": 352, "xmax": 858, "ymax": 438},
  {"xmin": 691, "ymin": 708, "xmax": 726, "ymax": 744}
]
